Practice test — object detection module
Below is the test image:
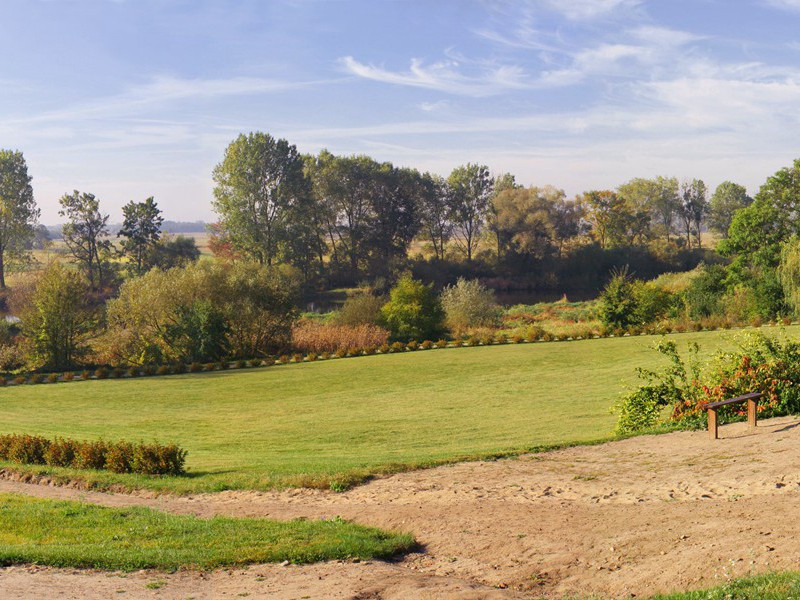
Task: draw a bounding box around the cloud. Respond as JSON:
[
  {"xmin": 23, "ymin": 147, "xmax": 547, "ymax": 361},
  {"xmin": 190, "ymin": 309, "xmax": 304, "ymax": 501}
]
[
  {"xmin": 338, "ymin": 56, "xmax": 533, "ymax": 97},
  {"xmin": 418, "ymin": 100, "xmax": 451, "ymax": 112},
  {"xmin": 764, "ymin": 0, "xmax": 800, "ymax": 10},
  {"xmin": 538, "ymin": 0, "xmax": 642, "ymax": 20}
]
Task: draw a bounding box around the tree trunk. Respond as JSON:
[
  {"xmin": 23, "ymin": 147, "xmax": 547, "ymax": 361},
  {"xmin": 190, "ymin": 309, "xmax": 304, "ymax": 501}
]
[{"xmin": 0, "ymin": 249, "xmax": 5, "ymax": 289}]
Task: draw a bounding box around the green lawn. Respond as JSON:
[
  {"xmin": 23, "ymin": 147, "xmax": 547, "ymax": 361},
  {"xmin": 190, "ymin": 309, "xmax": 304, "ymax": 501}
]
[
  {"xmin": 649, "ymin": 572, "xmax": 800, "ymax": 599},
  {"xmin": 0, "ymin": 493, "xmax": 413, "ymax": 569},
  {"xmin": 1, "ymin": 326, "xmax": 797, "ymax": 493}
]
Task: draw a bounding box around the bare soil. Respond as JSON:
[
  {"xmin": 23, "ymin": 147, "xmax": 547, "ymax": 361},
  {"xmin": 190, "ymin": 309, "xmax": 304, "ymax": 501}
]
[{"xmin": 3, "ymin": 417, "xmax": 800, "ymax": 599}]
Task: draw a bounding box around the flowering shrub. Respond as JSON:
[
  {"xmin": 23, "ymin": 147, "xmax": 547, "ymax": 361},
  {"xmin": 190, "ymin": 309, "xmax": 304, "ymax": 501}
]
[{"xmin": 615, "ymin": 332, "xmax": 800, "ymax": 434}]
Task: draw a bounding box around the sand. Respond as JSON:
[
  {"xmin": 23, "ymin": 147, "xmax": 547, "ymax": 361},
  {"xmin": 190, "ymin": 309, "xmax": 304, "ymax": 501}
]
[{"xmin": 2, "ymin": 416, "xmax": 800, "ymax": 599}]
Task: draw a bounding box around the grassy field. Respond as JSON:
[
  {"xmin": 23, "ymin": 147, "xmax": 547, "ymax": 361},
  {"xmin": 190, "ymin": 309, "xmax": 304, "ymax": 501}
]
[
  {"xmin": 0, "ymin": 493, "xmax": 412, "ymax": 569},
  {"xmin": 1, "ymin": 326, "xmax": 798, "ymax": 493},
  {"xmin": 650, "ymin": 571, "xmax": 800, "ymax": 599}
]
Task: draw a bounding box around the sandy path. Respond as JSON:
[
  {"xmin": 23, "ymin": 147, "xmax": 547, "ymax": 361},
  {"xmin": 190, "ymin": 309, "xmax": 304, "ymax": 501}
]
[{"xmin": 3, "ymin": 417, "xmax": 800, "ymax": 599}]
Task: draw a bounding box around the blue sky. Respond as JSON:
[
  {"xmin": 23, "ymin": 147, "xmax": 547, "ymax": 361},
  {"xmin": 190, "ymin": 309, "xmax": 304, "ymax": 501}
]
[{"xmin": 3, "ymin": 0, "xmax": 800, "ymax": 223}]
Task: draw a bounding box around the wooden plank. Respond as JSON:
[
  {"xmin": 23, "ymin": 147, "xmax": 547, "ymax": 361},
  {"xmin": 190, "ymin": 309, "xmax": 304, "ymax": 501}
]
[
  {"xmin": 747, "ymin": 398, "xmax": 758, "ymax": 428},
  {"xmin": 706, "ymin": 392, "xmax": 764, "ymax": 409},
  {"xmin": 708, "ymin": 408, "xmax": 718, "ymax": 440}
]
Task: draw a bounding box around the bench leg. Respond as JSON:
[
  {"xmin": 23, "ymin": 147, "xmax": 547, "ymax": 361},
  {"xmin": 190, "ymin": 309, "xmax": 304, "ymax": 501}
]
[
  {"xmin": 748, "ymin": 399, "xmax": 758, "ymax": 428},
  {"xmin": 708, "ymin": 409, "xmax": 718, "ymax": 439}
]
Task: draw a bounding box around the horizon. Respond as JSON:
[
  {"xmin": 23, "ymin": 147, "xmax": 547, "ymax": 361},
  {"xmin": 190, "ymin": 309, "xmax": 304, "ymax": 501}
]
[{"xmin": 4, "ymin": 0, "xmax": 800, "ymax": 222}]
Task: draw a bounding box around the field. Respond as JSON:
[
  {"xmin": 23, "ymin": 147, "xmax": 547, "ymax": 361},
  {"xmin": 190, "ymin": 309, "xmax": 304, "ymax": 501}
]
[{"xmin": 2, "ymin": 325, "xmax": 797, "ymax": 493}]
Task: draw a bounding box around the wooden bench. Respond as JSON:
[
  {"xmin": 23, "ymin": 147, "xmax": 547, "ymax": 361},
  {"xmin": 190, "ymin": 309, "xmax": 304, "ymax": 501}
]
[{"xmin": 706, "ymin": 392, "xmax": 764, "ymax": 439}]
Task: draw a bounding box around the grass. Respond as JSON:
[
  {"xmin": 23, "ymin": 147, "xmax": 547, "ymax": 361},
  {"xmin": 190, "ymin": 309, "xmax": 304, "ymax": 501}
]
[
  {"xmin": 0, "ymin": 493, "xmax": 414, "ymax": 570},
  {"xmin": 649, "ymin": 571, "xmax": 800, "ymax": 599},
  {"xmin": 1, "ymin": 326, "xmax": 798, "ymax": 493}
]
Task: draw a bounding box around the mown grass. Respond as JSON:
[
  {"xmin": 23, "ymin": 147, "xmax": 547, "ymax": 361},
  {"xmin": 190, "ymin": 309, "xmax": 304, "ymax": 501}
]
[
  {"xmin": 1, "ymin": 326, "xmax": 798, "ymax": 493},
  {"xmin": 0, "ymin": 493, "xmax": 414, "ymax": 570},
  {"xmin": 649, "ymin": 571, "xmax": 800, "ymax": 599}
]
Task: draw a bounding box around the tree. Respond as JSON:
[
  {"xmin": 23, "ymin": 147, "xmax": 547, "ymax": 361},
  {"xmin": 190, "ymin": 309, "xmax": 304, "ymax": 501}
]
[
  {"xmin": 380, "ymin": 273, "xmax": 445, "ymax": 342},
  {"xmin": 679, "ymin": 179, "xmax": 708, "ymax": 248},
  {"xmin": 448, "ymin": 163, "xmax": 493, "ymax": 262},
  {"xmin": 146, "ymin": 235, "xmax": 201, "ymax": 270},
  {"xmin": 618, "ymin": 176, "xmax": 678, "ymax": 243},
  {"xmin": 118, "ymin": 197, "xmax": 163, "ymax": 274},
  {"xmin": 550, "ymin": 196, "xmax": 586, "ymax": 257},
  {"xmin": 708, "ymin": 182, "xmax": 752, "ymax": 238},
  {"xmin": 418, "ymin": 174, "xmax": 453, "ymax": 261},
  {"xmin": 492, "ymin": 186, "xmax": 558, "ymax": 263},
  {"xmin": 779, "ymin": 237, "xmax": 800, "ymax": 316},
  {"xmin": 487, "ymin": 172, "xmax": 519, "ymax": 258},
  {"xmin": 582, "ymin": 190, "xmax": 648, "ymax": 248},
  {"xmin": 0, "ymin": 150, "xmax": 39, "ymax": 289},
  {"xmin": 59, "ymin": 191, "xmax": 112, "ymax": 290},
  {"xmin": 440, "ymin": 278, "xmax": 502, "ymax": 336},
  {"xmin": 20, "ymin": 262, "xmax": 95, "ymax": 370},
  {"xmin": 212, "ymin": 132, "xmax": 311, "ymax": 267}
]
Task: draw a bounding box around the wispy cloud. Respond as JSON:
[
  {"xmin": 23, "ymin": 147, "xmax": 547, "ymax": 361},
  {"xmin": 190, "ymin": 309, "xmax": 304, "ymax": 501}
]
[
  {"xmin": 338, "ymin": 56, "xmax": 534, "ymax": 96},
  {"xmin": 763, "ymin": 0, "xmax": 800, "ymax": 11},
  {"xmin": 538, "ymin": 0, "xmax": 642, "ymax": 20}
]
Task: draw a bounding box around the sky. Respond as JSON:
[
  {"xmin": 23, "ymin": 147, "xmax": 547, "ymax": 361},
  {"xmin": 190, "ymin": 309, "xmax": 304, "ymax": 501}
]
[{"xmin": 3, "ymin": 0, "xmax": 800, "ymax": 223}]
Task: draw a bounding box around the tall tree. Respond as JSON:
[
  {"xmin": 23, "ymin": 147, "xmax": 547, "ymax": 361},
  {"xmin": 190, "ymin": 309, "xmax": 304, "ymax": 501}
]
[
  {"xmin": 448, "ymin": 163, "xmax": 493, "ymax": 262},
  {"xmin": 487, "ymin": 172, "xmax": 519, "ymax": 259},
  {"xmin": 59, "ymin": 191, "xmax": 112, "ymax": 290},
  {"xmin": 212, "ymin": 132, "xmax": 310, "ymax": 266},
  {"xmin": 0, "ymin": 150, "xmax": 38, "ymax": 289},
  {"xmin": 118, "ymin": 197, "xmax": 163, "ymax": 274},
  {"xmin": 418, "ymin": 174, "xmax": 453, "ymax": 261},
  {"xmin": 492, "ymin": 186, "xmax": 556, "ymax": 264},
  {"xmin": 708, "ymin": 181, "xmax": 752, "ymax": 238},
  {"xmin": 582, "ymin": 190, "xmax": 648, "ymax": 248},
  {"xmin": 618, "ymin": 176, "xmax": 678, "ymax": 243},
  {"xmin": 679, "ymin": 179, "xmax": 708, "ymax": 248}
]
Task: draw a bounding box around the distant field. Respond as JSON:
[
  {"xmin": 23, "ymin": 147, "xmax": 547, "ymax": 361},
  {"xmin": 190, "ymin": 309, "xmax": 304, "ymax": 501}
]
[{"xmin": 1, "ymin": 326, "xmax": 797, "ymax": 493}]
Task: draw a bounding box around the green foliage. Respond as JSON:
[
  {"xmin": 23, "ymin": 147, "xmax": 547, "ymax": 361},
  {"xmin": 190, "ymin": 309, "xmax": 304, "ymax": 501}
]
[
  {"xmin": 166, "ymin": 300, "xmax": 230, "ymax": 363},
  {"xmin": 58, "ymin": 190, "xmax": 113, "ymax": 290},
  {"xmin": 708, "ymin": 181, "xmax": 752, "ymax": 237},
  {"xmin": 334, "ymin": 292, "xmax": 385, "ymax": 327},
  {"xmin": 118, "ymin": 197, "xmax": 163, "ymax": 275},
  {"xmin": 380, "ymin": 274, "xmax": 445, "ymax": 342},
  {"xmin": 447, "ymin": 163, "xmax": 493, "ymax": 261},
  {"xmin": 0, "ymin": 149, "xmax": 38, "ymax": 289},
  {"xmin": 19, "ymin": 262, "xmax": 95, "ymax": 371},
  {"xmin": 614, "ymin": 340, "xmax": 701, "ymax": 434},
  {"xmin": 145, "ymin": 234, "xmax": 201, "ymax": 270},
  {"xmin": 684, "ymin": 264, "xmax": 727, "ymax": 319},
  {"xmin": 599, "ymin": 268, "xmax": 637, "ymax": 329},
  {"xmin": 779, "ymin": 237, "xmax": 800, "ymax": 315},
  {"xmin": 440, "ymin": 277, "xmax": 502, "ymax": 336}
]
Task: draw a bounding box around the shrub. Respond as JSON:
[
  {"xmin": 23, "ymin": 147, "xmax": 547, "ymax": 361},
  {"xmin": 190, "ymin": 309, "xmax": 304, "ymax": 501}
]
[
  {"xmin": 262, "ymin": 357, "xmax": 275, "ymax": 366},
  {"xmin": 104, "ymin": 441, "xmax": 134, "ymax": 474},
  {"xmin": 435, "ymin": 339, "xmax": 449, "ymax": 348},
  {"xmin": 420, "ymin": 340, "xmax": 433, "ymax": 349},
  {"xmin": 173, "ymin": 363, "xmax": 187, "ymax": 374},
  {"xmin": 525, "ymin": 326, "xmax": 545, "ymax": 342},
  {"xmin": 127, "ymin": 366, "xmax": 140, "ymax": 377},
  {"xmin": 44, "ymin": 437, "xmax": 77, "ymax": 467},
  {"xmin": 334, "ymin": 292, "xmax": 385, "ymax": 327},
  {"xmin": 599, "ymin": 268, "xmax": 638, "ymax": 329},
  {"xmin": 292, "ymin": 353, "xmax": 304, "ymax": 363},
  {"xmin": 142, "ymin": 365, "xmax": 156, "ymax": 376},
  {"xmin": 334, "ymin": 348, "xmax": 347, "ymax": 358},
  {"xmin": 29, "ymin": 374, "xmax": 44, "ymax": 384},
  {"xmin": 249, "ymin": 358, "xmax": 263, "ymax": 368},
  {"xmin": 12, "ymin": 376, "xmax": 26, "ymax": 385},
  {"xmin": 156, "ymin": 365, "xmax": 171, "ymax": 376},
  {"xmin": 278, "ymin": 355, "xmax": 290, "ymax": 364},
  {"xmin": 95, "ymin": 367, "xmax": 109, "ymax": 379},
  {"xmin": 75, "ymin": 440, "xmax": 108, "ymax": 470},
  {"xmin": 111, "ymin": 367, "xmax": 124, "ymax": 379},
  {"xmin": 46, "ymin": 373, "xmax": 59, "ymax": 383},
  {"xmin": 292, "ymin": 321, "xmax": 389, "ymax": 354},
  {"xmin": 440, "ymin": 278, "xmax": 502, "ymax": 337},
  {"xmin": 390, "ymin": 341, "xmax": 406, "ymax": 353},
  {"xmin": 306, "ymin": 353, "xmax": 318, "ymax": 362},
  {"xmin": 495, "ymin": 333, "xmax": 508, "ymax": 344},
  {"xmin": 234, "ymin": 360, "xmax": 246, "ymax": 369},
  {"xmin": 189, "ymin": 362, "xmax": 203, "ymax": 373},
  {"xmin": 131, "ymin": 442, "xmax": 187, "ymax": 476},
  {"xmin": 218, "ymin": 361, "xmax": 229, "ymax": 370},
  {"xmin": 406, "ymin": 340, "xmax": 419, "ymax": 351},
  {"xmin": 512, "ymin": 335, "xmax": 524, "ymax": 344},
  {"xmin": 380, "ymin": 274, "xmax": 445, "ymax": 342},
  {"xmin": 378, "ymin": 344, "xmax": 390, "ymax": 354},
  {"xmin": 8, "ymin": 434, "xmax": 50, "ymax": 464},
  {"xmin": 685, "ymin": 264, "xmax": 727, "ymax": 320},
  {"xmin": 80, "ymin": 370, "xmax": 91, "ymax": 380},
  {"xmin": 320, "ymin": 352, "xmax": 331, "ymax": 360},
  {"xmin": 0, "ymin": 376, "xmax": 6, "ymax": 386},
  {"xmin": 363, "ymin": 346, "xmax": 377, "ymax": 355},
  {"xmin": 347, "ymin": 348, "xmax": 362, "ymax": 357}
]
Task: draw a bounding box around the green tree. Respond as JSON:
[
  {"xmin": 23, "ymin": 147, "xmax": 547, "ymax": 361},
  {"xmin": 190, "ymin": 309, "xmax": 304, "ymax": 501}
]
[
  {"xmin": 708, "ymin": 181, "xmax": 752, "ymax": 238},
  {"xmin": 20, "ymin": 262, "xmax": 95, "ymax": 370},
  {"xmin": 418, "ymin": 174, "xmax": 453, "ymax": 261},
  {"xmin": 618, "ymin": 176, "xmax": 678, "ymax": 243},
  {"xmin": 779, "ymin": 237, "xmax": 800, "ymax": 316},
  {"xmin": 59, "ymin": 191, "xmax": 112, "ymax": 290},
  {"xmin": 491, "ymin": 186, "xmax": 558, "ymax": 263},
  {"xmin": 380, "ymin": 274, "xmax": 445, "ymax": 342},
  {"xmin": 118, "ymin": 197, "xmax": 163, "ymax": 274},
  {"xmin": 0, "ymin": 150, "xmax": 39, "ymax": 289},
  {"xmin": 679, "ymin": 179, "xmax": 708, "ymax": 248},
  {"xmin": 145, "ymin": 235, "xmax": 201, "ymax": 270},
  {"xmin": 583, "ymin": 190, "xmax": 649, "ymax": 248},
  {"xmin": 599, "ymin": 268, "xmax": 638, "ymax": 329},
  {"xmin": 213, "ymin": 132, "xmax": 311, "ymax": 267},
  {"xmin": 440, "ymin": 278, "xmax": 501, "ymax": 336},
  {"xmin": 165, "ymin": 300, "xmax": 230, "ymax": 363},
  {"xmin": 448, "ymin": 163, "xmax": 493, "ymax": 262}
]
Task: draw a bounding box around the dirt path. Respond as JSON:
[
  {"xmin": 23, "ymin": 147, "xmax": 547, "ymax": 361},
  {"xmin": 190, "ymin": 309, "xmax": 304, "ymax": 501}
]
[{"xmin": 3, "ymin": 417, "xmax": 800, "ymax": 599}]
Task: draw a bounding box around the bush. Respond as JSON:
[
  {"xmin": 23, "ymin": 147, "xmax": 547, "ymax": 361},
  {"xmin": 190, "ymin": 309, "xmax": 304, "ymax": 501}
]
[
  {"xmin": 420, "ymin": 340, "xmax": 433, "ymax": 349},
  {"xmin": 156, "ymin": 365, "xmax": 171, "ymax": 376},
  {"xmin": 380, "ymin": 274, "xmax": 445, "ymax": 342},
  {"xmin": 95, "ymin": 367, "xmax": 109, "ymax": 379},
  {"xmin": 1, "ymin": 434, "xmax": 187, "ymax": 476},
  {"xmin": 292, "ymin": 353, "xmax": 304, "ymax": 363},
  {"xmin": 218, "ymin": 361, "xmax": 229, "ymax": 370},
  {"xmin": 80, "ymin": 370, "xmax": 90, "ymax": 380},
  {"xmin": 435, "ymin": 339, "xmax": 448, "ymax": 348},
  {"xmin": 334, "ymin": 348, "xmax": 347, "ymax": 358},
  {"xmin": 390, "ymin": 341, "xmax": 406, "ymax": 353},
  {"xmin": 46, "ymin": 373, "xmax": 59, "ymax": 383},
  {"xmin": 173, "ymin": 363, "xmax": 187, "ymax": 374},
  {"xmin": 599, "ymin": 268, "xmax": 638, "ymax": 329},
  {"xmin": 334, "ymin": 292, "xmax": 385, "ymax": 327},
  {"xmin": 0, "ymin": 376, "xmax": 6, "ymax": 386},
  {"xmin": 29, "ymin": 374, "xmax": 44, "ymax": 384},
  {"xmin": 12, "ymin": 376, "xmax": 26, "ymax": 385},
  {"xmin": 44, "ymin": 437, "xmax": 77, "ymax": 467},
  {"xmin": 685, "ymin": 264, "xmax": 728, "ymax": 320},
  {"xmin": 406, "ymin": 340, "xmax": 419, "ymax": 351},
  {"xmin": 306, "ymin": 352, "xmax": 318, "ymax": 362},
  {"xmin": 189, "ymin": 362, "xmax": 203, "ymax": 373},
  {"xmin": 62, "ymin": 372, "xmax": 75, "ymax": 382},
  {"xmin": 292, "ymin": 321, "xmax": 390, "ymax": 354},
  {"xmin": 440, "ymin": 278, "xmax": 502, "ymax": 337},
  {"xmin": 127, "ymin": 366, "xmax": 140, "ymax": 377},
  {"xmin": 234, "ymin": 360, "xmax": 246, "ymax": 369},
  {"xmin": 525, "ymin": 326, "xmax": 545, "ymax": 342},
  {"xmin": 142, "ymin": 365, "xmax": 156, "ymax": 376}
]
